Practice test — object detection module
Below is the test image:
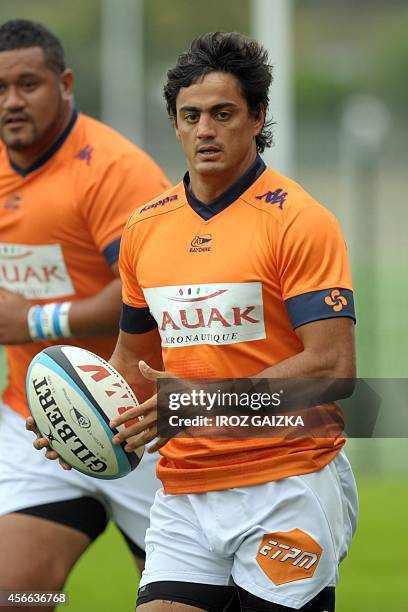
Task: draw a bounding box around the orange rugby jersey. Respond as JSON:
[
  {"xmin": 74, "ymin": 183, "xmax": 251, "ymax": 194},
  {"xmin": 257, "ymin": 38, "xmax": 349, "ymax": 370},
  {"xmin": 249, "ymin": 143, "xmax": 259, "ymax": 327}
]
[
  {"xmin": 0, "ymin": 110, "xmax": 170, "ymax": 417},
  {"xmin": 120, "ymin": 156, "xmax": 355, "ymax": 493}
]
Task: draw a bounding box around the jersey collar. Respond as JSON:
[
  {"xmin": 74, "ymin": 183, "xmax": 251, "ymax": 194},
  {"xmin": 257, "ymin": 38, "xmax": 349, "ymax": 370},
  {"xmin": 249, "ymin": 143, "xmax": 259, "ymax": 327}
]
[
  {"xmin": 8, "ymin": 108, "xmax": 78, "ymax": 177},
  {"xmin": 183, "ymin": 154, "xmax": 266, "ymax": 220}
]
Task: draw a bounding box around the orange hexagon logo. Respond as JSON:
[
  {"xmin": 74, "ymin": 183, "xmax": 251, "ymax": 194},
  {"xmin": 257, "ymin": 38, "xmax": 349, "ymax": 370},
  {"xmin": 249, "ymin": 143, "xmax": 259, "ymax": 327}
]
[{"xmin": 256, "ymin": 529, "xmax": 323, "ymax": 585}]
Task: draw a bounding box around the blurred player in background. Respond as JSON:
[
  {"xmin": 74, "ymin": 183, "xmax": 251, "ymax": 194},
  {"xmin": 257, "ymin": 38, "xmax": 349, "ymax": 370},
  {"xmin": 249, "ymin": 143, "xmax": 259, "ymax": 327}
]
[
  {"xmin": 0, "ymin": 18, "xmax": 169, "ymax": 611},
  {"xmin": 108, "ymin": 32, "xmax": 359, "ymax": 611}
]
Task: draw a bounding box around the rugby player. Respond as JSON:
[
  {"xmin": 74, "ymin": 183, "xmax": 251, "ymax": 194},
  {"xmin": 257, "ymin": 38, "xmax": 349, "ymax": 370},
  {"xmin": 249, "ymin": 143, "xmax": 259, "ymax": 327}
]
[
  {"xmin": 0, "ymin": 18, "xmax": 169, "ymax": 611},
  {"xmin": 107, "ymin": 32, "xmax": 359, "ymax": 611},
  {"xmin": 31, "ymin": 31, "xmax": 359, "ymax": 611}
]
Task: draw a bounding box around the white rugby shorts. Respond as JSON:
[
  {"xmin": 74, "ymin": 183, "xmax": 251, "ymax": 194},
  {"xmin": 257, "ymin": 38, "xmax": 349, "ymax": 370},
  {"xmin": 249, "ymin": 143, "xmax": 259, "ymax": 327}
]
[
  {"xmin": 0, "ymin": 403, "xmax": 160, "ymax": 550},
  {"xmin": 139, "ymin": 450, "xmax": 358, "ymax": 609}
]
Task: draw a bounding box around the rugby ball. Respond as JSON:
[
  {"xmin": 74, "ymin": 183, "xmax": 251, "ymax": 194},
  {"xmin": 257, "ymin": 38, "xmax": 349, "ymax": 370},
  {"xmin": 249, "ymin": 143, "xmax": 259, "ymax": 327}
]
[{"xmin": 26, "ymin": 345, "xmax": 143, "ymax": 479}]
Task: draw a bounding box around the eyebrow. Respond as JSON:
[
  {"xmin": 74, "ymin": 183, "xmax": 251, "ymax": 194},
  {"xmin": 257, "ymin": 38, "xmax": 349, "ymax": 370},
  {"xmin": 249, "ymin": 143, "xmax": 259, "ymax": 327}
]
[
  {"xmin": 0, "ymin": 71, "xmax": 39, "ymax": 81},
  {"xmin": 16, "ymin": 72, "xmax": 40, "ymax": 79},
  {"xmin": 178, "ymin": 102, "xmax": 238, "ymax": 113}
]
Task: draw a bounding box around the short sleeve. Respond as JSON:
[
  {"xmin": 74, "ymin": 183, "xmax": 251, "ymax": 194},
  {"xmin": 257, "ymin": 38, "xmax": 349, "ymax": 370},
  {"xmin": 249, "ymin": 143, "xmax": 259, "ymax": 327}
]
[
  {"xmin": 119, "ymin": 223, "xmax": 147, "ymax": 308},
  {"xmin": 118, "ymin": 224, "xmax": 158, "ymax": 334},
  {"xmin": 79, "ymin": 152, "xmax": 170, "ymax": 265},
  {"xmin": 276, "ymin": 205, "xmax": 356, "ymax": 329}
]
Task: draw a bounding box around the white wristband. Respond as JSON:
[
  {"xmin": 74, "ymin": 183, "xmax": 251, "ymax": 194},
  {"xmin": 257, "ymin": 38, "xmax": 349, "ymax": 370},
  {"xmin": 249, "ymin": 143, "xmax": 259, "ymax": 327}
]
[{"xmin": 27, "ymin": 302, "xmax": 72, "ymax": 341}]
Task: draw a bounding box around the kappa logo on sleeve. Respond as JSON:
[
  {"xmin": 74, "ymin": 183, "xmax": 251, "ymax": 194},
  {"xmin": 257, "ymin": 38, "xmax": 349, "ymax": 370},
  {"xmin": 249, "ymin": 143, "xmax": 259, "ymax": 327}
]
[
  {"xmin": 256, "ymin": 188, "xmax": 287, "ymax": 209},
  {"xmin": 256, "ymin": 529, "xmax": 323, "ymax": 585},
  {"xmin": 140, "ymin": 195, "xmax": 178, "ymax": 214},
  {"xmin": 75, "ymin": 144, "xmax": 94, "ymax": 165},
  {"xmin": 324, "ymin": 289, "xmax": 348, "ymax": 312}
]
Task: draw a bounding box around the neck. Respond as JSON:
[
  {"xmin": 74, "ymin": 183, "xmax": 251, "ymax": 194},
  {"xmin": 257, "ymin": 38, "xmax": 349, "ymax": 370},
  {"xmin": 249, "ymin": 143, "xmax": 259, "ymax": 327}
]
[
  {"xmin": 8, "ymin": 102, "xmax": 73, "ymax": 170},
  {"xmin": 189, "ymin": 147, "xmax": 258, "ymax": 204}
]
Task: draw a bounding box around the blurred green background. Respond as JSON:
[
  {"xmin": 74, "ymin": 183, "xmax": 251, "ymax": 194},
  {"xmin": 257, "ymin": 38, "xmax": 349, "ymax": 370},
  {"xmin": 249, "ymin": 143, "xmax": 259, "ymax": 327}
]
[{"xmin": 0, "ymin": 1, "xmax": 407, "ymax": 610}]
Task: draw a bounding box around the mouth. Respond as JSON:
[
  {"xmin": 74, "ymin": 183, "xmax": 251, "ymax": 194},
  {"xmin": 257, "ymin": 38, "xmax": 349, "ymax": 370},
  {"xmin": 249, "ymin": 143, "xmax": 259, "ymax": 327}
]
[
  {"xmin": 196, "ymin": 145, "xmax": 223, "ymax": 160},
  {"xmin": 2, "ymin": 116, "xmax": 29, "ymax": 130}
]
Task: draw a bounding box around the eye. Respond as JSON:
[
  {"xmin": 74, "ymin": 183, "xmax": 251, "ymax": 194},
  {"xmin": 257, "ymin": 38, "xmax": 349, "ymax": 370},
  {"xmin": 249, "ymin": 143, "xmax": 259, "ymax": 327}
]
[
  {"xmin": 215, "ymin": 110, "xmax": 231, "ymax": 121},
  {"xmin": 184, "ymin": 113, "xmax": 199, "ymax": 124},
  {"xmin": 0, "ymin": 83, "xmax": 6, "ymax": 95},
  {"xmin": 20, "ymin": 80, "xmax": 37, "ymax": 92}
]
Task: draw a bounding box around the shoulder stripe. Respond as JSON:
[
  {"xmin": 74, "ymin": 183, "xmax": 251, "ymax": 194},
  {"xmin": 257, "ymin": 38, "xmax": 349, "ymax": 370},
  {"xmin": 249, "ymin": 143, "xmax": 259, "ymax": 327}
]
[
  {"xmin": 103, "ymin": 238, "xmax": 121, "ymax": 265},
  {"xmin": 120, "ymin": 304, "xmax": 158, "ymax": 334},
  {"xmin": 285, "ymin": 288, "xmax": 355, "ymax": 330}
]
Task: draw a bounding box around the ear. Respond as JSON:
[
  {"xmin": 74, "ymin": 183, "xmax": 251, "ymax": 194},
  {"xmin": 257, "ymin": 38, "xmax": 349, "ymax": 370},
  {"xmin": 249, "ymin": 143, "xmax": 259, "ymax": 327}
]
[
  {"xmin": 253, "ymin": 105, "xmax": 266, "ymax": 138},
  {"xmin": 172, "ymin": 115, "xmax": 181, "ymax": 142},
  {"xmin": 60, "ymin": 68, "xmax": 74, "ymax": 100}
]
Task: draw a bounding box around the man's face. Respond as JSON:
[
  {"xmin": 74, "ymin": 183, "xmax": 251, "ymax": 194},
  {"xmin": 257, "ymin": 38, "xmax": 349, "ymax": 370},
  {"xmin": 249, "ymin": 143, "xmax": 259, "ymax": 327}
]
[
  {"xmin": 0, "ymin": 47, "xmax": 72, "ymax": 151},
  {"xmin": 174, "ymin": 71, "xmax": 264, "ymax": 181}
]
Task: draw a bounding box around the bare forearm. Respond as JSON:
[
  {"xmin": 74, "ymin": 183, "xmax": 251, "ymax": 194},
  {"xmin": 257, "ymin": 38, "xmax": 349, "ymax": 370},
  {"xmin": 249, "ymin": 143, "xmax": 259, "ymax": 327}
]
[
  {"xmin": 255, "ymin": 347, "xmax": 355, "ymax": 380},
  {"xmin": 68, "ymin": 278, "xmax": 122, "ymax": 338},
  {"xmin": 110, "ymin": 328, "xmax": 163, "ymax": 403},
  {"xmin": 256, "ymin": 319, "xmax": 356, "ymax": 380}
]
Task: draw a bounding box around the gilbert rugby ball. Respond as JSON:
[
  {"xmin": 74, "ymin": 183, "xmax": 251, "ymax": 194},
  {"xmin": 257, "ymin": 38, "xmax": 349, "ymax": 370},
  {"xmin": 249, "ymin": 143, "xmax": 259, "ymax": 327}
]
[{"xmin": 26, "ymin": 345, "xmax": 143, "ymax": 479}]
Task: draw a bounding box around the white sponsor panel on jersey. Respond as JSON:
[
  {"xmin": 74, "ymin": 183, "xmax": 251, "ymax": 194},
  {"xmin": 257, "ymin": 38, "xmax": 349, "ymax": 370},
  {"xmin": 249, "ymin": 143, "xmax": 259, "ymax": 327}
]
[
  {"xmin": 143, "ymin": 282, "xmax": 265, "ymax": 347},
  {"xmin": 0, "ymin": 243, "xmax": 74, "ymax": 299}
]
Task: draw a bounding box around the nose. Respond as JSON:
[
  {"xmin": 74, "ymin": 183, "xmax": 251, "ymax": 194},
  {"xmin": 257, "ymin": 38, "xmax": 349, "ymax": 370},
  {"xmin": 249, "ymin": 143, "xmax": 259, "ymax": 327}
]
[
  {"xmin": 196, "ymin": 113, "xmax": 216, "ymax": 139},
  {"xmin": 2, "ymin": 86, "xmax": 25, "ymax": 111}
]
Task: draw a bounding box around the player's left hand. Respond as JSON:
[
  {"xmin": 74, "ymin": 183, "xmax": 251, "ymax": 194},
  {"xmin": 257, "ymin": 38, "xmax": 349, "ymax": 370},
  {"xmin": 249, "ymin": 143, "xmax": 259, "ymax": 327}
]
[
  {"xmin": 0, "ymin": 288, "xmax": 31, "ymax": 344},
  {"xmin": 25, "ymin": 416, "xmax": 72, "ymax": 470},
  {"xmin": 110, "ymin": 361, "xmax": 169, "ymax": 454}
]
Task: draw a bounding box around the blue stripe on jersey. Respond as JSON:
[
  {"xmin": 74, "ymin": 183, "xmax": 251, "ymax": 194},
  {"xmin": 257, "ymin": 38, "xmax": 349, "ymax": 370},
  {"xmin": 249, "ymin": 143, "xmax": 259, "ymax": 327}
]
[
  {"xmin": 285, "ymin": 288, "xmax": 356, "ymax": 330},
  {"xmin": 120, "ymin": 303, "xmax": 158, "ymax": 334},
  {"xmin": 103, "ymin": 238, "xmax": 121, "ymax": 265}
]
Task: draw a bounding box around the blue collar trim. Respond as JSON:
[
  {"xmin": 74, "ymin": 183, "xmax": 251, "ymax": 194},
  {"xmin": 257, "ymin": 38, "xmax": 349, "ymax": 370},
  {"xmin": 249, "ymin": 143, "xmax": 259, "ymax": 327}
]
[{"xmin": 183, "ymin": 155, "xmax": 266, "ymax": 220}]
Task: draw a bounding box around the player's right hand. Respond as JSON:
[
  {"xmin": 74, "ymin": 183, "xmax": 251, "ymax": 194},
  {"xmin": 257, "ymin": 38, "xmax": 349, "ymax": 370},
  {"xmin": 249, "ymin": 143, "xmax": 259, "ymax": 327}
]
[{"xmin": 25, "ymin": 416, "xmax": 72, "ymax": 470}]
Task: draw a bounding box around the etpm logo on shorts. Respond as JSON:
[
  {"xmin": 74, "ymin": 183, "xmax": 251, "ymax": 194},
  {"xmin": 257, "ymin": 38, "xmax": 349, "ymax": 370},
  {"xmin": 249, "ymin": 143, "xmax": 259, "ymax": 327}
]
[
  {"xmin": 256, "ymin": 529, "xmax": 323, "ymax": 585},
  {"xmin": 143, "ymin": 282, "xmax": 266, "ymax": 347}
]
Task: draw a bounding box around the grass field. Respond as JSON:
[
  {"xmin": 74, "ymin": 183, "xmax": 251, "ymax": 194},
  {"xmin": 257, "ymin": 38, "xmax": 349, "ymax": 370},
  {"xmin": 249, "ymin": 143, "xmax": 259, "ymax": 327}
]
[{"xmin": 55, "ymin": 475, "xmax": 408, "ymax": 612}]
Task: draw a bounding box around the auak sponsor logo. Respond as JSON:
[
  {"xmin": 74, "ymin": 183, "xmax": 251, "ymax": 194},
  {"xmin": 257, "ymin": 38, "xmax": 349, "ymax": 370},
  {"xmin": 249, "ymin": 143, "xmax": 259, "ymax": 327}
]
[
  {"xmin": 0, "ymin": 243, "xmax": 74, "ymax": 299},
  {"xmin": 190, "ymin": 234, "xmax": 212, "ymax": 253},
  {"xmin": 140, "ymin": 195, "xmax": 178, "ymax": 214},
  {"xmin": 256, "ymin": 188, "xmax": 287, "ymax": 209},
  {"xmin": 143, "ymin": 282, "xmax": 266, "ymax": 347},
  {"xmin": 31, "ymin": 376, "xmax": 108, "ymax": 473}
]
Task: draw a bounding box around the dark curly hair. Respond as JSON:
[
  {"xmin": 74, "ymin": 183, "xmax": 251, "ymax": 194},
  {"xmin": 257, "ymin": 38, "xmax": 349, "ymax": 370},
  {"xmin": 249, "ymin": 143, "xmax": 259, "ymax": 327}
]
[
  {"xmin": 0, "ymin": 19, "xmax": 65, "ymax": 74},
  {"xmin": 163, "ymin": 32, "xmax": 274, "ymax": 153}
]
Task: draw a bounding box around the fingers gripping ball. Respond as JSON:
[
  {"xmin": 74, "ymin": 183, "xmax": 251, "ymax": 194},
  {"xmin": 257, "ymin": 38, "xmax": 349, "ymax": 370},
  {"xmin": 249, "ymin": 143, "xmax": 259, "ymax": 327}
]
[{"xmin": 26, "ymin": 345, "xmax": 144, "ymax": 479}]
